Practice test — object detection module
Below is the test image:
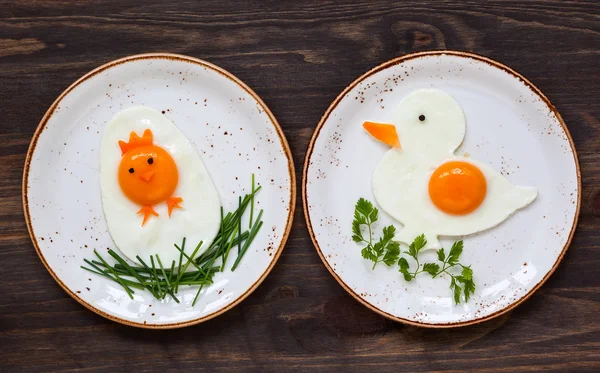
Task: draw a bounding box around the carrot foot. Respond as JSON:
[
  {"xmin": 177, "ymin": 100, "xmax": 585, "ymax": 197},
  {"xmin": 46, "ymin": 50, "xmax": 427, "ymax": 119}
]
[
  {"xmin": 167, "ymin": 197, "xmax": 183, "ymax": 217},
  {"xmin": 137, "ymin": 205, "xmax": 159, "ymax": 226}
]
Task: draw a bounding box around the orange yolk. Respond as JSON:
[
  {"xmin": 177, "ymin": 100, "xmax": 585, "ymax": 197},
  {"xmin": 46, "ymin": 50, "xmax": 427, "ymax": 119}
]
[
  {"xmin": 118, "ymin": 145, "xmax": 178, "ymax": 206},
  {"xmin": 428, "ymin": 161, "xmax": 487, "ymax": 215}
]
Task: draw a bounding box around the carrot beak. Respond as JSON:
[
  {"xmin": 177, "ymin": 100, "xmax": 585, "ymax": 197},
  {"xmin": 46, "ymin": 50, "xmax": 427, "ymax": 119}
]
[
  {"xmin": 140, "ymin": 170, "xmax": 155, "ymax": 182},
  {"xmin": 362, "ymin": 121, "xmax": 401, "ymax": 148}
]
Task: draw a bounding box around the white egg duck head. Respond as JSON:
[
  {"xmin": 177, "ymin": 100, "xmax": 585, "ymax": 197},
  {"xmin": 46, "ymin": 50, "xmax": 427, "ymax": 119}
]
[
  {"xmin": 364, "ymin": 89, "xmax": 466, "ymax": 156},
  {"xmin": 363, "ymin": 89, "xmax": 537, "ymax": 250}
]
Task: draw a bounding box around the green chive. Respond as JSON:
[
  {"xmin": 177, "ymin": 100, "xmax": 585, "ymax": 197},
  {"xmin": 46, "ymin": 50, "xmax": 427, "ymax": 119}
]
[
  {"xmin": 155, "ymin": 255, "xmax": 171, "ymax": 290},
  {"xmin": 175, "ymin": 237, "xmax": 186, "ymax": 292},
  {"xmin": 232, "ymin": 210, "xmax": 263, "ymax": 271},
  {"xmin": 107, "ymin": 249, "xmax": 159, "ymax": 298},
  {"xmin": 192, "ymin": 241, "xmax": 223, "ymax": 306},
  {"xmin": 150, "ymin": 256, "xmax": 163, "ymax": 299},
  {"xmin": 169, "ymin": 260, "xmax": 175, "ymax": 287},
  {"xmin": 136, "ymin": 255, "xmax": 160, "ymax": 294},
  {"xmin": 156, "ymin": 255, "xmax": 179, "ymax": 303},
  {"xmin": 93, "ymin": 250, "xmax": 134, "ymax": 299},
  {"xmin": 173, "ymin": 243, "xmax": 210, "ymax": 276},
  {"xmin": 174, "ymin": 240, "xmax": 203, "ymax": 290},
  {"xmin": 250, "ymin": 173, "xmax": 255, "ymax": 228},
  {"xmin": 238, "ymin": 196, "xmax": 242, "ymax": 255},
  {"xmin": 81, "ymin": 266, "xmax": 147, "ymax": 290},
  {"xmin": 221, "ymin": 219, "xmax": 241, "ymax": 271}
]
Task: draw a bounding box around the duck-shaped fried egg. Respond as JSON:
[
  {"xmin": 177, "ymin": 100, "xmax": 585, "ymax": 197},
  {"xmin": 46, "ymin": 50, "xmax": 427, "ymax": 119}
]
[{"xmin": 363, "ymin": 89, "xmax": 537, "ymax": 250}]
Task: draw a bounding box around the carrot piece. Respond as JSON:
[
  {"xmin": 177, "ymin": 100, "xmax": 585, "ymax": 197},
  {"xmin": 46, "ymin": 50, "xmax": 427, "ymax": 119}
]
[
  {"xmin": 137, "ymin": 205, "xmax": 159, "ymax": 226},
  {"xmin": 167, "ymin": 197, "xmax": 183, "ymax": 217},
  {"xmin": 362, "ymin": 121, "xmax": 401, "ymax": 148}
]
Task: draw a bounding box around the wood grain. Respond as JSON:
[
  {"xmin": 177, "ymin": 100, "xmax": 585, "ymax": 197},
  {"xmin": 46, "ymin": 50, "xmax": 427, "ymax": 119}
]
[{"xmin": 1, "ymin": 0, "xmax": 599, "ymax": 372}]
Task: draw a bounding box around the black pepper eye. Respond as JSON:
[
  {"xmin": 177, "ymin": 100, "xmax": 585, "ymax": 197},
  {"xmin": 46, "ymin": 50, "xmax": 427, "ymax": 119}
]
[
  {"xmin": 128, "ymin": 168, "xmax": 134, "ymax": 174},
  {"xmin": 147, "ymin": 157, "xmax": 154, "ymax": 165},
  {"xmin": 419, "ymin": 115, "xmax": 426, "ymax": 122}
]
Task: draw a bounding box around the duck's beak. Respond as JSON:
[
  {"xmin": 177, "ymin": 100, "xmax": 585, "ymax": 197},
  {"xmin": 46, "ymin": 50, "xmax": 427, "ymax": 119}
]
[
  {"xmin": 362, "ymin": 121, "xmax": 401, "ymax": 148},
  {"xmin": 140, "ymin": 170, "xmax": 155, "ymax": 182}
]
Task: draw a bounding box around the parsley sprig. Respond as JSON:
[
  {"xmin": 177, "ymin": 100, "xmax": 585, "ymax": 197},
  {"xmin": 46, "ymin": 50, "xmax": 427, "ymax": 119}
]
[
  {"xmin": 352, "ymin": 198, "xmax": 400, "ymax": 269},
  {"xmin": 352, "ymin": 198, "xmax": 476, "ymax": 304},
  {"xmin": 400, "ymin": 235, "xmax": 475, "ymax": 304}
]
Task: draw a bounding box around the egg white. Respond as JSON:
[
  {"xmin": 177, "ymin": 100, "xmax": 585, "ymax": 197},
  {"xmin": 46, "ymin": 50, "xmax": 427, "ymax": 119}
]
[
  {"xmin": 100, "ymin": 106, "xmax": 221, "ymax": 265},
  {"xmin": 371, "ymin": 89, "xmax": 537, "ymax": 250}
]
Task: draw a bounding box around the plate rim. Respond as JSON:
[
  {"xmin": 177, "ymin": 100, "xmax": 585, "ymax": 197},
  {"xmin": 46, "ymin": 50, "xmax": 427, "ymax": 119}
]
[
  {"xmin": 22, "ymin": 52, "xmax": 297, "ymax": 329},
  {"xmin": 302, "ymin": 50, "xmax": 581, "ymax": 328}
]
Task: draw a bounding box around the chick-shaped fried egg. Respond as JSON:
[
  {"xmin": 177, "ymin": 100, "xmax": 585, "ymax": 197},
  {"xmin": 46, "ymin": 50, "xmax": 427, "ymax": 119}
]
[
  {"xmin": 363, "ymin": 89, "xmax": 537, "ymax": 250},
  {"xmin": 100, "ymin": 107, "xmax": 220, "ymax": 264}
]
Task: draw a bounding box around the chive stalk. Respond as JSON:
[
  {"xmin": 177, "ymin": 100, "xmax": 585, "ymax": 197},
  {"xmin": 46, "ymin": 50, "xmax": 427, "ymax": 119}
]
[
  {"xmin": 93, "ymin": 250, "xmax": 134, "ymax": 299},
  {"xmin": 250, "ymin": 173, "xmax": 255, "ymax": 228}
]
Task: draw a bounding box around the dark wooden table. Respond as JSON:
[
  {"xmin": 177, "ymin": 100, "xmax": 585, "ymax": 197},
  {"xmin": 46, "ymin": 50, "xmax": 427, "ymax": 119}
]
[{"xmin": 1, "ymin": 1, "xmax": 599, "ymax": 372}]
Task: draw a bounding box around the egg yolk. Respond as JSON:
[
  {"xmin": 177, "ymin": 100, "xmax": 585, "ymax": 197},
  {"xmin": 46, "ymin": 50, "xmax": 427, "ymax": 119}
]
[
  {"xmin": 118, "ymin": 145, "xmax": 179, "ymax": 206},
  {"xmin": 428, "ymin": 161, "xmax": 487, "ymax": 215}
]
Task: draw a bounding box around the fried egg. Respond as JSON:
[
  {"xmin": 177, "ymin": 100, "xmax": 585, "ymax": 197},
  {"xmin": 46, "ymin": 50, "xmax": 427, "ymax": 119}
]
[
  {"xmin": 100, "ymin": 106, "xmax": 220, "ymax": 264},
  {"xmin": 364, "ymin": 89, "xmax": 537, "ymax": 250}
]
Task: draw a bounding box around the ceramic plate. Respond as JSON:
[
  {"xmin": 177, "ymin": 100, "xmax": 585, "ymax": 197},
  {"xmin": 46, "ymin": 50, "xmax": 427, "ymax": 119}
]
[
  {"xmin": 303, "ymin": 51, "xmax": 580, "ymax": 327},
  {"xmin": 24, "ymin": 53, "xmax": 295, "ymax": 329}
]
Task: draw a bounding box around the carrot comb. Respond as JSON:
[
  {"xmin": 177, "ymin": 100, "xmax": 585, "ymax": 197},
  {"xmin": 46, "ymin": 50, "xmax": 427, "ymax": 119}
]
[{"xmin": 118, "ymin": 129, "xmax": 153, "ymax": 155}]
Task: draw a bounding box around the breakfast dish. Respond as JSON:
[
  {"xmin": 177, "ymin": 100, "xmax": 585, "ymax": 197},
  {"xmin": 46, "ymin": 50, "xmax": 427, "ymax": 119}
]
[
  {"xmin": 303, "ymin": 51, "xmax": 580, "ymax": 326},
  {"xmin": 100, "ymin": 107, "xmax": 220, "ymax": 265},
  {"xmin": 365, "ymin": 89, "xmax": 537, "ymax": 250},
  {"xmin": 24, "ymin": 54, "xmax": 295, "ymax": 328}
]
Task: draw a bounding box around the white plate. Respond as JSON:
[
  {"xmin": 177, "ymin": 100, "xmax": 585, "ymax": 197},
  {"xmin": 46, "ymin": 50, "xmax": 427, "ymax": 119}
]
[
  {"xmin": 303, "ymin": 51, "xmax": 580, "ymax": 327},
  {"xmin": 24, "ymin": 53, "xmax": 295, "ymax": 329}
]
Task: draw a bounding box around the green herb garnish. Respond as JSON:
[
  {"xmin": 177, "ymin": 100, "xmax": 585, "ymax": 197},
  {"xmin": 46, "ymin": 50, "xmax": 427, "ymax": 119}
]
[
  {"xmin": 352, "ymin": 198, "xmax": 400, "ymax": 269},
  {"xmin": 353, "ymin": 198, "xmax": 476, "ymax": 304},
  {"xmin": 81, "ymin": 175, "xmax": 264, "ymax": 305},
  {"xmin": 399, "ymin": 235, "xmax": 475, "ymax": 304},
  {"xmin": 398, "ymin": 234, "xmax": 428, "ymax": 281}
]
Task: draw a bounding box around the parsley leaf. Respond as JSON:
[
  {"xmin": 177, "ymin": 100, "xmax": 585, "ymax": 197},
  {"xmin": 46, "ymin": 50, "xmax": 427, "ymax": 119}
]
[
  {"xmin": 382, "ymin": 241, "xmax": 400, "ymax": 266},
  {"xmin": 356, "ymin": 198, "xmax": 376, "ymax": 220},
  {"xmin": 352, "ymin": 199, "xmax": 398, "ymax": 269},
  {"xmin": 463, "ymin": 279, "xmax": 476, "ymax": 302},
  {"xmin": 361, "ymin": 245, "xmax": 377, "ymax": 262},
  {"xmin": 458, "ymin": 265, "xmax": 475, "ymax": 302},
  {"xmin": 398, "ymin": 257, "xmax": 413, "ymax": 281},
  {"xmin": 452, "ymin": 280, "xmax": 462, "ymax": 304},
  {"xmin": 406, "ymin": 234, "xmax": 427, "ymax": 259},
  {"xmin": 351, "ymin": 220, "xmax": 363, "ymax": 243},
  {"xmin": 381, "ymin": 225, "xmax": 395, "ymax": 242},
  {"xmin": 460, "ymin": 265, "xmax": 473, "ymax": 281},
  {"xmin": 436, "ymin": 248, "xmax": 445, "ymax": 262},
  {"xmin": 369, "ymin": 225, "xmax": 398, "ymax": 268},
  {"xmin": 352, "ymin": 199, "xmax": 374, "ymax": 246},
  {"xmin": 371, "ymin": 240, "xmax": 385, "ymax": 258},
  {"xmin": 369, "ymin": 207, "xmax": 379, "ymax": 224},
  {"xmin": 447, "ymin": 240, "xmax": 463, "ymax": 265},
  {"xmin": 422, "ymin": 262, "xmax": 440, "ymax": 276}
]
